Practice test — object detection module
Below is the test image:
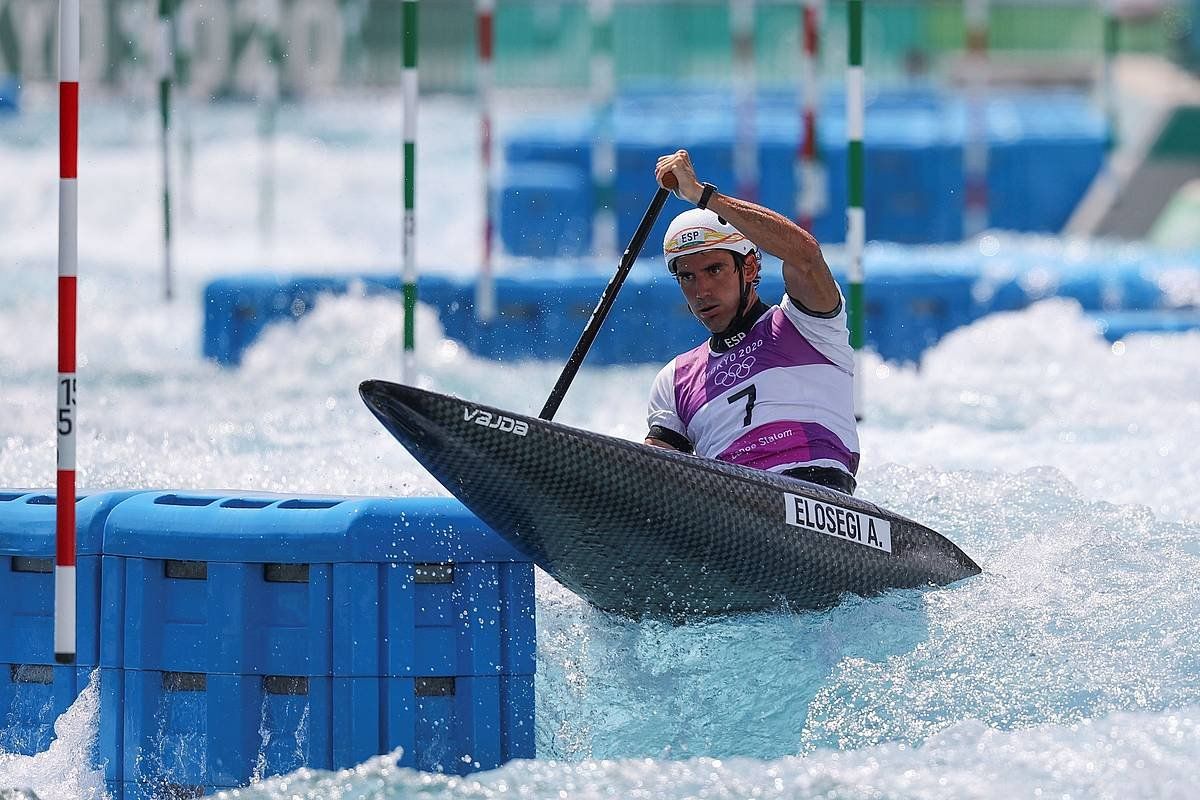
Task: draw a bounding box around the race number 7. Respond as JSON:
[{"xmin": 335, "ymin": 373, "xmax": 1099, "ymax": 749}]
[{"xmin": 727, "ymin": 384, "xmax": 756, "ymax": 426}]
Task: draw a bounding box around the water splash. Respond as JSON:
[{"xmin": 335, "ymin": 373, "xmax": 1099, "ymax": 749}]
[
  {"xmin": 209, "ymin": 708, "xmax": 1200, "ymax": 800},
  {"xmin": 0, "ymin": 672, "xmax": 108, "ymax": 800}
]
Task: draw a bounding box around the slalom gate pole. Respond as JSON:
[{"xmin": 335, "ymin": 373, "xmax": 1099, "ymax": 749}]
[
  {"xmin": 157, "ymin": 0, "xmax": 175, "ymax": 301},
  {"xmin": 55, "ymin": 0, "xmax": 80, "ymax": 665},
  {"xmin": 540, "ymin": 186, "xmax": 670, "ymax": 421},
  {"xmin": 177, "ymin": 0, "xmax": 195, "ymax": 219},
  {"xmin": 796, "ymin": 0, "xmax": 824, "ymax": 231},
  {"xmin": 475, "ymin": 0, "xmax": 496, "ymax": 321},
  {"xmin": 402, "ymin": 0, "xmax": 419, "ymax": 380},
  {"xmin": 846, "ymin": 0, "xmax": 865, "ymax": 421}
]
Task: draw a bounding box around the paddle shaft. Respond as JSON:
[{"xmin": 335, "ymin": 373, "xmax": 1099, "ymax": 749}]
[{"xmin": 540, "ymin": 186, "xmax": 671, "ymax": 420}]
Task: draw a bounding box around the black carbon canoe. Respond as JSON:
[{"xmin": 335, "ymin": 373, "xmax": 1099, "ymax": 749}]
[{"xmin": 360, "ymin": 379, "xmax": 980, "ymax": 621}]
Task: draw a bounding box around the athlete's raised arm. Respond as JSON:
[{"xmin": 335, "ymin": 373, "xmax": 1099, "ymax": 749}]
[{"xmin": 656, "ymin": 149, "xmax": 841, "ymax": 314}]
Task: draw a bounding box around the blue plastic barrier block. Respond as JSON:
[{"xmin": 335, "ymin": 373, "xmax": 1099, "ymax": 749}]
[
  {"xmin": 0, "ymin": 490, "xmax": 141, "ymax": 668},
  {"xmin": 455, "ymin": 277, "xmax": 559, "ymax": 361},
  {"xmin": 1043, "ymin": 264, "xmax": 1161, "ymax": 312},
  {"xmin": 198, "ymin": 252, "xmax": 1180, "ymax": 368},
  {"xmin": 498, "ymin": 163, "xmax": 593, "ymax": 258},
  {"xmin": 1114, "ymin": 268, "xmax": 1165, "ymax": 311},
  {"xmin": 867, "ymin": 140, "xmax": 964, "ymax": 244},
  {"xmin": 1027, "ymin": 139, "xmax": 1105, "ymax": 233},
  {"xmin": 974, "ymin": 274, "xmax": 1031, "ymax": 315},
  {"xmin": 480, "ymin": 274, "xmax": 603, "ymax": 361},
  {"xmin": 413, "ymin": 274, "xmax": 467, "ymax": 325},
  {"xmin": 119, "ymin": 669, "xmax": 330, "ymax": 793},
  {"xmin": 98, "ymin": 668, "xmax": 123, "ymax": 788},
  {"xmin": 101, "ymin": 493, "xmax": 535, "ymax": 678},
  {"xmin": 116, "ymin": 670, "xmax": 532, "ymax": 791},
  {"xmin": 0, "ymin": 663, "xmax": 93, "ymax": 756},
  {"xmin": 591, "ymin": 278, "xmax": 689, "ymax": 365},
  {"xmin": 103, "ymin": 667, "xmax": 322, "ymax": 794},
  {"xmin": 1057, "ymin": 272, "xmax": 1107, "ymax": 311},
  {"xmin": 333, "ymin": 675, "xmax": 535, "ymax": 774},
  {"xmin": 1092, "ymin": 310, "xmax": 1200, "ymax": 342},
  {"xmin": 443, "ymin": 270, "xmax": 631, "ymax": 364},
  {"xmin": 202, "ymin": 273, "xmax": 465, "ymax": 368},
  {"xmin": 502, "ymin": 116, "xmax": 592, "ymax": 174},
  {"xmin": 504, "ymin": 88, "xmax": 1109, "ymax": 247},
  {"xmin": 982, "ymin": 93, "xmax": 1105, "ymax": 234},
  {"xmin": 987, "ymin": 140, "xmax": 1032, "ymax": 232},
  {"xmin": 537, "ymin": 275, "xmax": 607, "ymax": 357},
  {"xmin": 335, "ymin": 561, "xmax": 535, "ymax": 678},
  {"xmin": 864, "ymin": 272, "xmax": 980, "ymax": 363},
  {"xmin": 203, "ymin": 275, "xmax": 348, "ymax": 366},
  {"xmin": 101, "ymin": 553, "xmax": 334, "ymax": 676},
  {"xmin": 0, "ymin": 665, "xmax": 117, "ymax": 789}
]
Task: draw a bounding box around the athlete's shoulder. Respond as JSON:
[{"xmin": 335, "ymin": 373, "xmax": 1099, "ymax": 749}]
[
  {"xmin": 780, "ymin": 291, "xmax": 846, "ymax": 324},
  {"xmin": 776, "ymin": 292, "xmax": 853, "ymax": 368}
]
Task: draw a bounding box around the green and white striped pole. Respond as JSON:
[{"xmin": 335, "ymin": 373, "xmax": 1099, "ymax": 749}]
[
  {"xmin": 402, "ymin": 0, "xmax": 419, "ymax": 380},
  {"xmin": 176, "ymin": 0, "xmax": 194, "ymax": 219},
  {"xmin": 846, "ymin": 0, "xmax": 864, "ymax": 420},
  {"xmin": 156, "ymin": 0, "xmax": 175, "ymax": 301}
]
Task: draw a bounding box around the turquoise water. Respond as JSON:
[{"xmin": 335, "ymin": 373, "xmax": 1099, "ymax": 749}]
[{"xmin": 2, "ymin": 95, "xmax": 1200, "ymax": 799}]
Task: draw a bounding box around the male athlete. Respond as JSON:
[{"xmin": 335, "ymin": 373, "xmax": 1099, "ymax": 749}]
[{"xmin": 644, "ymin": 149, "xmax": 860, "ymax": 494}]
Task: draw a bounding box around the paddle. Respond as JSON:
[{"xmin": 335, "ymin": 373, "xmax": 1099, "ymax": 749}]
[{"xmin": 540, "ymin": 182, "xmax": 673, "ymax": 420}]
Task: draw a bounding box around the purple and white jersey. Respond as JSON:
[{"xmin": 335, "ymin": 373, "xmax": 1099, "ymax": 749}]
[{"xmin": 647, "ymin": 294, "xmax": 860, "ymax": 476}]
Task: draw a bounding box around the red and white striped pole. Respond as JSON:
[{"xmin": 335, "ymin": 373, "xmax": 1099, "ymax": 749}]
[
  {"xmin": 56, "ymin": 0, "xmax": 80, "ymax": 665},
  {"xmin": 475, "ymin": 0, "xmax": 496, "ymax": 322},
  {"xmin": 796, "ymin": 0, "xmax": 824, "ymax": 231}
]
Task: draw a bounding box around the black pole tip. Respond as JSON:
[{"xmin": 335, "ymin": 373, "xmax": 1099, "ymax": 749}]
[{"xmin": 54, "ymin": 652, "xmax": 75, "ymax": 665}]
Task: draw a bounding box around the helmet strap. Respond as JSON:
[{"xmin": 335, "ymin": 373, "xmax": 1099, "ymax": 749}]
[{"xmin": 709, "ymin": 252, "xmax": 763, "ymax": 351}]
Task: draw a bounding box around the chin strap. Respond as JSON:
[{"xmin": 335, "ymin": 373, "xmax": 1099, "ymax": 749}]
[{"xmin": 709, "ymin": 256, "xmax": 769, "ymax": 352}]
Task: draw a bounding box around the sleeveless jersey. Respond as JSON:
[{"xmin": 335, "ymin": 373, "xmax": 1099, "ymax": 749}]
[{"xmin": 647, "ymin": 293, "xmax": 860, "ymax": 476}]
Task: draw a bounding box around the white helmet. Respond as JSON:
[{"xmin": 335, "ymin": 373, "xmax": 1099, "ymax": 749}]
[{"xmin": 662, "ymin": 208, "xmax": 757, "ymax": 274}]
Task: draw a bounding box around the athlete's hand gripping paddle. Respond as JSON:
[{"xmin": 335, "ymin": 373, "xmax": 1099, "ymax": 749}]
[{"xmin": 540, "ymin": 185, "xmax": 671, "ymax": 421}]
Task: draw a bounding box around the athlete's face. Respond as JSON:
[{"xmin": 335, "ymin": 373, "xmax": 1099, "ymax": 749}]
[{"xmin": 673, "ymin": 249, "xmax": 759, "ymax": 332}]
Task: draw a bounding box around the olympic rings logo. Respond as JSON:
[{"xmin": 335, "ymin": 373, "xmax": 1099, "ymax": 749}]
[{"xmin": 713, "ymin": 357, "xmax": 756, "ymax": 387}]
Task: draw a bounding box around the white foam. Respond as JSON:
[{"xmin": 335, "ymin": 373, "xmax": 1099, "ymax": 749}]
[{"xmin": 0, "ymin": 672, "xmax": 109, "ymax": 800}]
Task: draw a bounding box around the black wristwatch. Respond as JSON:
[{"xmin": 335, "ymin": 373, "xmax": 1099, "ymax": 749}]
[{"xmin": 697, "ymin": 182, "xmax": 717, "ymax": 210}]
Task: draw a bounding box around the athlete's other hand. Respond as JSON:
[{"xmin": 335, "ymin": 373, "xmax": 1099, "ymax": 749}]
[{"xmin": 656, "ymin": 150, "xmax": 703, "ymax": 204}]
